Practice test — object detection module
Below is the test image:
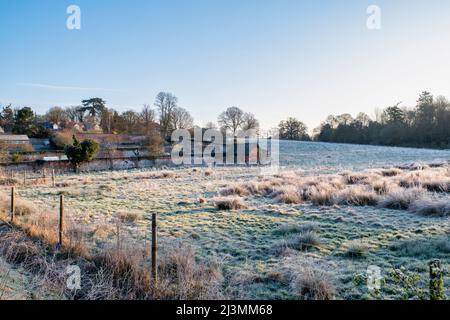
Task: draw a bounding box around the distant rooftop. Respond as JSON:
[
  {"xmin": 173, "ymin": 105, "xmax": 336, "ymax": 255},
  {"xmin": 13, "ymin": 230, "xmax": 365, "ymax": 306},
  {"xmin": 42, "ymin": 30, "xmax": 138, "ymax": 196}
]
[{"xmin": 0, "ymin": 134, "xmax": 30, "ymax": 142}]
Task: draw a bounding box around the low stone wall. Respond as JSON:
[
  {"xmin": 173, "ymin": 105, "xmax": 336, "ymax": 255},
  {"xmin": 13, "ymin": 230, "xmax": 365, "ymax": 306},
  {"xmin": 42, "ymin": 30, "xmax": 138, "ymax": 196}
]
[{"xmin": 1, "ymin": 156, "xmax": 174, "ymax": 174}]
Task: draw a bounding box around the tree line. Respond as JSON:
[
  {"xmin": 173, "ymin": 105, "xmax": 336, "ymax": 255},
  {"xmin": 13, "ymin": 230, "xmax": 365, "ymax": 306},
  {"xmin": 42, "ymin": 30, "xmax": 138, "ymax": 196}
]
[
  {"xmin": 315, "ymin": 91, "xmax": 450, "ymax": 149},
  {"xmin": 1, "ymin": 90, "xmax": 448, "ymax": 151}
]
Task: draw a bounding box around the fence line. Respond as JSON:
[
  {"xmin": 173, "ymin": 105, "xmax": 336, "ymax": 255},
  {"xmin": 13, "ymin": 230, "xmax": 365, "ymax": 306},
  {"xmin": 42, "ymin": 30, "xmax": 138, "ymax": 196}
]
[
  {"xmin": 4, "ymin": 185, "xmax": 159, "ymax": 285},
  {"xmin": 2, "ymin": 181, "xmax": 445, "ymax": 299}
]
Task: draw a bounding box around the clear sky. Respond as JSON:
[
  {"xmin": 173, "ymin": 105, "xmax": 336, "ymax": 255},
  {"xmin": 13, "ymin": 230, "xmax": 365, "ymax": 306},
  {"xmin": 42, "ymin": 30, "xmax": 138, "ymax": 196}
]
[{"xmin": 1, "ymin": 0, "xmax": 450, "ymax": 130}]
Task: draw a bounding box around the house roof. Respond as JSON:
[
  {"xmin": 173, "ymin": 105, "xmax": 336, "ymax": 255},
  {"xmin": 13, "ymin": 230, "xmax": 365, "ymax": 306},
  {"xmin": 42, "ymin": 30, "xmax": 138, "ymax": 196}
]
[{"xmin": 0, "ymin": 134, "xmax": 30, "ymax": 142}]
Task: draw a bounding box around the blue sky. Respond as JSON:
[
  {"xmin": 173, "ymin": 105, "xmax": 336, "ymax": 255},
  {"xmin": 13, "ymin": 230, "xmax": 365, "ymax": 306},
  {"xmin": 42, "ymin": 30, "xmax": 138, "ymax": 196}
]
[{"xmin": 1, "ymin": 0, "xmax": 450, "ymax": 130}]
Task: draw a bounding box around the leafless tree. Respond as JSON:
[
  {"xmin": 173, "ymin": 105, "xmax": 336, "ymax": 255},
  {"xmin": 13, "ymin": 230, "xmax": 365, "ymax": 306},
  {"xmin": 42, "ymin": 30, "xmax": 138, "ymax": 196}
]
[
  {"xmin": 64, "ymin": 106, "xmax": 84, "ymax": 122},
  {"xmin": 154, "ymin": 92, "xmax": 178, "ymax": 137},
  {"xmin": 241, "ymin": 112, "xmax": 260, "ymax": 132},
  {"xmin": 171, "ymin": 107, "xmax": 194, "ymax": 130},
  {"xmin": 140, "ymin": 104, "xmax": 157, "ymax": 135},
  {"xmin": 45, "ymin": 106, "xmax": 67, "ymax": 124},
  {"xmin": 218, "ymin": 106, "xmax": 245, "ymax": 137}
]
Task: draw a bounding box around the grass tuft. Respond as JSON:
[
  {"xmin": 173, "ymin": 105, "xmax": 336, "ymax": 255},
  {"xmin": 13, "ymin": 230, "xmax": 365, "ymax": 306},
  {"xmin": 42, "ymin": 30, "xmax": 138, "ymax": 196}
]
[
  {"xmin": 291, "ymin": 268, "xmax": 335, "ymax": 300},
  {"xmin": 213, "ymin": 196, "xmax": 247, "ymax": 211}
]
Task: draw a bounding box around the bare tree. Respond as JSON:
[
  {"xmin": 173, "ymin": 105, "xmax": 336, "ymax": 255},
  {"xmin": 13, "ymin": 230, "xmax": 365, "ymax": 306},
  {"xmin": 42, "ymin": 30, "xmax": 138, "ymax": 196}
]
[
  {"xmin": 46, "ymin": 106, "xmax": 67, "ymax": 124},
  {"xmin": 218, "ymin": 106, "xmax": 245, "ymax": 137},
  {"xmin": 154, "ymin": 92, "xmax": 178, "ymax": 137},
  {"xmin": 241, "ymin": 112, "xmax": 260, "ymax": 132},
  {"xmin": 100, "ymin": 108, "xmax": 114, "ymax": 134},
  {"xmin": 171, "ymin": 107, "xmax": 194, "ymax": 130},
  {"xmin": 139, "ymin": 104, "xmax": 157, "ymax": 135},
  {"xmin": 64, "ymin": 106, "xmax": 83, "ymax": 122}
]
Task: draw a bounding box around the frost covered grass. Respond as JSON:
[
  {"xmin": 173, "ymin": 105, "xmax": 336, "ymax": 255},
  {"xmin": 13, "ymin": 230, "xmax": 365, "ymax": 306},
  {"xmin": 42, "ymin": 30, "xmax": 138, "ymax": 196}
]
[{"xmin": 0, "ymin": 163, "xmax": 448, "ymax": 300}]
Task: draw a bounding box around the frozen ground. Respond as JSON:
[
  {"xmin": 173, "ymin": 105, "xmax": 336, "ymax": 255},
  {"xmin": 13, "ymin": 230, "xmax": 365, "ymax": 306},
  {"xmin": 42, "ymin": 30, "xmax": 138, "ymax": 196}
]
[{"xmin": 9, "ymin": 162, "xmax": 449, "ymax": 300}]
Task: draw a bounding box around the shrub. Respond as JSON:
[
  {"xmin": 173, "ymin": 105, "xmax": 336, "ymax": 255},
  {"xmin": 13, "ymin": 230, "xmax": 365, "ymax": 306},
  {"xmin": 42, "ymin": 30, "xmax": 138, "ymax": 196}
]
[
  {"xmin": 334, "ymin": 186, "xmax": 378, "ymax": 206},
  {"xmin": 10, "ymin": 153, "xmax": 23, "ymax": 163},
  {"xmin": 288, "ymin": 231, "xmax": 321, "ymax": 251},
  {"xmin": 52, "ymin": 130, "xmax": 74, "ymax": 149},
  {"xmin": 409, "ymin": 199, "xmax": 450, "ymax": 217},
  {"xmin": 213, "ymin": 196, "xmax": 247, "ymax": 210},
  {"xmin": 291, "ymin": 268, "xmax": 336, "ymax": 300},
  {"xmin": 377, "ymin": 187, "xmax": 424, "ymax": 210},
  {"xmin": 64, "ymin": 136, "xmax": 99, "ymax": 172},
  {"xmin": 270, "ymin": 186, "xmax": 303, "ymax": 204},
  {"xmin": 380, "ymin": 168, "xmax": 402, "ymax": 177},
  {"xmin": 307, "ymin": 185, "xmax": 335, "ymax": 206},
  {"xmin": 219, "ymin": 183, "xmax": 250, "ymax": 197},
  {"xmin": 341, "ymin": 172, "xmax": 369, "ymax": 185},
  {"xmin": 145, "ymin": 130, "xmax": 164, "ymax": 156}
]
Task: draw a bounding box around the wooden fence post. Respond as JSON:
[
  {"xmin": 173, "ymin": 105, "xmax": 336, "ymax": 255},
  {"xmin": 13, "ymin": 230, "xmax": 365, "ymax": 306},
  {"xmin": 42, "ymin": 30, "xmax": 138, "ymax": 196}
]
[
  {"xmin": 10, "ymin": 187, "xmax": 15, "ymax": 222},
  {"xmin": 151, "ymin": 213, "xmax": 157, "ymax": 286},
  {"xmin": 52, "ymin": 169, "xmax": 56, "ymax": 187},
  {"xmin": 429, "ymin": 259, "xmax": 445, "ymax": 300},
  {"xmin": 116, "ymin": 221, "xmax": 121, "ymax": 252},
  {"xmin": 59, "ymin": 194, "xmax": 64, "ymax": 247}
]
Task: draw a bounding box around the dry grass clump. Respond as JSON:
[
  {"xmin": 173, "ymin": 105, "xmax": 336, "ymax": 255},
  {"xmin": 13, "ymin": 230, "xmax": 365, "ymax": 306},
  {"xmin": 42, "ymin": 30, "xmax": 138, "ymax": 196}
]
[
  {"xmin": 397, "ymin": 169, "xmax": 450, "ymax": 193},
  {"xmin": 372, "ymin": 179, "xmax": 397, "ymax": 195},
  {"xmin": 247, "ymin": 180, "xmax": 277, "ymax": 196},
  {"xmin": 334, "ymin": 186, "xmax": 379, "ymax": 206},
  {"xmin": 275, "ymin": 222, "xmax": 319, "ymax": 236},
  {"xmin": 213, "ymin": 196, "xmax": 247, "ymax": 211},
  {"xmin": 291, "ymin": 267, "xmax": 336, "ymax": 300},
  {"xmin": 219, "ymin": 183, "xmax": 250, "ymax": 197},
  {"xmin": 155, "ymin": 246, "xmax": 224, "ymax": 300},
  {"xmin": 287, "ymin": 231, "xmax": 321, "ymax": 251},
  {"xmin": 380, "ymin": 168, "xmax": 403, "ymax": 177},
  {"xmin": 215, "ymin": 165, "xmax": 450, "ymax": 218},
  {"xmin": 92, "ymin": 223, "xmax": 116, "ymax": 241},
  {"xmin": 306, "ymin": 184, "xmax": 336, "ymax": 206},
  {"xmin": 421, "ymin": 180, "xmax": 450, "ymax": 193},
  {"xmin": 118, "ymin": 211, "xmax": 143, "ymax": 223},
  {"xmin": 341, "ymin": 172, "xmax": 370, "ymax": 185},
  {"xmin": 377, "ymin": 187, "xmax": 425, "ymax": 210},
  {"xmin": 344, "ymin": 240, "xmax": 371, "ymax": 257},
  {"xmin": 204, "ymin": 169, "xmax": 213, "ymax": 177},
  {"xmin": 16, "ymin": 200, "xmax": 36, "ymax": 217},
  {"xmin": 220, "ymin": 179, "xmax": 277, "ymax": 197},
  {"xmin": 0, "ymin": 231, "xmax": 44, "ymax": 267},
  {"xmin": 270, "ymin": 186, "xmax": 303, "ymax": 204},
  {"xmin": 390, "ymin": 237, "xmax": 450, "ymax": 258},
  {"xmin": 88, "ymin": 244, "xmax": 150, "ymax": 299},
  {"xmin": 0, "ymin": 192, "xmax": 88, "ymax": 258},
  {"xmin": 0, "ymin": 220, "xmax": 225, "ymax": 300},
  {"xmin": 408, "ymin": 199, "xmax": 450, "ymax": 217}
]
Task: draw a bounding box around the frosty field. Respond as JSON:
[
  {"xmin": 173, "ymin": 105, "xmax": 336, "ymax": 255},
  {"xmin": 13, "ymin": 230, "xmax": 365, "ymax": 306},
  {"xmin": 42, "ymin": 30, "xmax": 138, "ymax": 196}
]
[{"xmin": 2, "ymin": 142, "xmax": 450, "ymax": 300}]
